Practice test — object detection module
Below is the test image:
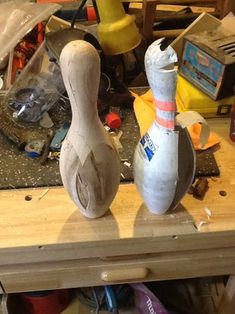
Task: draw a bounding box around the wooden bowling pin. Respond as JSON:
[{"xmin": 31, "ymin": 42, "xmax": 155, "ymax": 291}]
[
  {"xmin": 133, "ymin": 39, "xmax": 195, "ymax": 214},
  {"xmin": 59, "ymin": 40, "xmax": 120, "ymax": 218}
]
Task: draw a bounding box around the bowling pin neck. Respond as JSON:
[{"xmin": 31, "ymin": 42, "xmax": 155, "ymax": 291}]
[
  {"xmin": 144, "ymin": 39, "xmax": 178, "ymax": 130},
  {"xmin": 69, "ymin": 90, "xmax": 99, "ymax": 131},
  {"xmin": 148, "ymin": 65, "xmax": 177, "ymax": 130},
  {"xmin": 154, "ymin": 98, "xmax": 176, "ymax": 130},
  {"xmin": 60, "ymin": 40, "xmax": 100, "ymax": 129},
  {"xmin": 150, "ymin": 66, "xmax": 177, "ymax": 130}
]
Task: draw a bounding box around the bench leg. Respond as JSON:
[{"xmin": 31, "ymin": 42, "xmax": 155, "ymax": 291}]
[{"xmin": 218, "ymin": 275, "xmax": 235, "ymax": 314}]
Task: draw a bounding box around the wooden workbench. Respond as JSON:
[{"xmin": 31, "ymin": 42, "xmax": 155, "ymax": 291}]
[{"xmin": 0, "ymin": 118, "xmax": 234, "ymax": 311}]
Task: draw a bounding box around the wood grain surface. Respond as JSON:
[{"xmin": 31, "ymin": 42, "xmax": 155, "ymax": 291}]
[
  {"xmin": 0, "ymin": 118, "xmax": 235, "ymax": 292},
  {"xmin": 0, "ymin": 118, "xmax": 234, "ymax": 251}
]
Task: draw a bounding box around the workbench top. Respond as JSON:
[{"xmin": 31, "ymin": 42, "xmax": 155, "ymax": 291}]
[
  {"xmin": 0, "ymin": 118, "xmax": 234, "ymax": 256},
  {"xmin": 0, "ymin": 118, "xmax": 235, "ymax": 293}
]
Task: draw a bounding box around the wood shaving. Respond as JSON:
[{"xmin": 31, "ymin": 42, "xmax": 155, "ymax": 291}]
[
  {"xmin": 196, "ymin": 220, "xmax": 210, "ymax": 230},
  {"xmin": 38, "ymin": 188, "xmax": 49, "ymax": 200},
  {"xmin": 204, "ymin": 206, "xmax": 212, "ymax": 220},
  {"xmin": 124, "ymin": 161, "xmax": 131, "ymax": 168}
]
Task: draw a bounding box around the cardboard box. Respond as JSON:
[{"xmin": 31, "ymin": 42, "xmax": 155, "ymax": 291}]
[
  {"xmin": 179, "ymin": 31, "xmax": 235, "ymax": 100},
  {"xmin": 172, "ymin": 12, "xmax": 235, "ymax": 100},
  {"xmin": 171, "ymin": 12, "xmax": 235, "ymax": 60}
]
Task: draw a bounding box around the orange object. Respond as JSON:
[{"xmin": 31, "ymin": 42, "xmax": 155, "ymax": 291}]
[
  {"xmin": 87, "ymin": 6, "xmax": 97, "ymax": 21},
  {"xmin": 11, "ymin": 38, "xmax": 37, "ymax": 83},
  {"xmin": 37, "ymin": 23, "xmax": 44, "ymax": 44},
  {"xmin": 105, "ymin": 112, "xmax": 122, "ymax": 129}
]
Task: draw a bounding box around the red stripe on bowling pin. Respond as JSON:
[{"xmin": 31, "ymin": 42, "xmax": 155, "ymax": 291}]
[
  {"xmin": 154, "ymin": 98, "xmax": 175, "ymax": 130},
  {"xmin": 154, "ymin": 99, "xmax": 177, "ymax": 112},
  {"xmin": 156, "ymin": 116, "xmax": 175, "ymax": 129}
]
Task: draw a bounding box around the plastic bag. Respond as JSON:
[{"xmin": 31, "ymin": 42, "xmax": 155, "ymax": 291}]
[
  {"xmin": 0, "ymin": 0, "xmax": 61, "ymax": 61},
  {"xmin": 6, "ymin": 42, "xmax": 65, "ymax": 122},
  {"xmin": 131, "ymin": 283, "xmax": 170, "ymax": 314}
]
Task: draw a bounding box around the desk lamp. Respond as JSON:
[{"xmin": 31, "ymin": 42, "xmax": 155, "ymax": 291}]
[
  {"xmin": 95, "ymin": 0, "xmax": 141, "ymax": 55},
  {"xmin": 45, "ymin": 0, "xmax": 141, "ymax": 59}
]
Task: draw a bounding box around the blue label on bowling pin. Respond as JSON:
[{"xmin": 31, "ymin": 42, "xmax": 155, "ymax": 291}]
[{"xmin": 140, "ymin": 133, "xmax": 156, "ymax": 161}]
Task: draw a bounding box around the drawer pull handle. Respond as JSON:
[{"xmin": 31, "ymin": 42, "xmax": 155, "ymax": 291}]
[{"xmin": 101, "ymin": 267, "xmax": 148, "ymax": 282}]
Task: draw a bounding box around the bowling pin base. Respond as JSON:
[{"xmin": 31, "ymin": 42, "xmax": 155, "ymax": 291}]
[
  {"xmin": 134, "ymin": 122, "xmax": 179, "ymax": 215},
  {"xmin": 134, "ymin": 124, "xmax": 195, "ymax": 215},
  {"xmin": 60, "ymin": 141, "xmax": 120, "ymax": 219}
]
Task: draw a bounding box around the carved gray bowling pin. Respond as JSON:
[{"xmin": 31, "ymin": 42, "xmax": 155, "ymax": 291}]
[
  {"xmin": 59, "ymin": 40, "xmax": 120, "ymax": 218},
  {"xmin": 133, "ymin": 39, "xmax": 196, "ymax": 214}
]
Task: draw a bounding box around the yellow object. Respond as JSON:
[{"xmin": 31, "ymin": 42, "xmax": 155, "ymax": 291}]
[
  {"xmin": 132, "ymin": 89, "xmax": 155, "ymax": 136},
  {"xmin": 132, "ymin": 88, "xmax": 220, "ymax": 150},
  {"xmin": 96, "ymin": 0, "xmax": 141, "ymax": 55},
  {"xmin": 176, "ymin": 75, "xmax": 233, "ymax": 117}
]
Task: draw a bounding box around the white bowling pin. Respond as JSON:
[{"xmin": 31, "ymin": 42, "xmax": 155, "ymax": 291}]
[
  {"xmin": 134, "ymin": 39, "xmax": 186, "ymax": 214},
  {"xmin": 59, "ymin": 40, "xmax": 120, "ymax": 218}
]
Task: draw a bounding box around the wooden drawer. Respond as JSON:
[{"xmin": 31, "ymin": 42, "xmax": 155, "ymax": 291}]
[{"xmin": 1, "ymin": 246, "xmax": 235, "ymax": 293}]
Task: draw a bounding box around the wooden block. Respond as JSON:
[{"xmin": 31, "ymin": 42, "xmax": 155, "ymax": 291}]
[
  {"xmin": 142, "ymin": 0, "xmax": 157, "ymax": 42},
  {"xmin": 153, "ymin": 28, "xmax": 184, "ymax": 38},
  {"xmin": 220, "ymin": 0, "xmax": 235, "ymax": 17}
]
